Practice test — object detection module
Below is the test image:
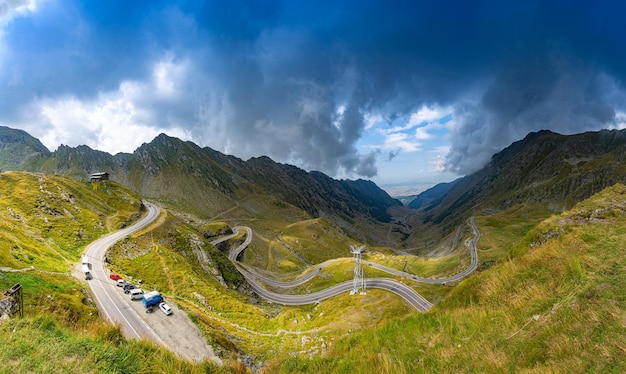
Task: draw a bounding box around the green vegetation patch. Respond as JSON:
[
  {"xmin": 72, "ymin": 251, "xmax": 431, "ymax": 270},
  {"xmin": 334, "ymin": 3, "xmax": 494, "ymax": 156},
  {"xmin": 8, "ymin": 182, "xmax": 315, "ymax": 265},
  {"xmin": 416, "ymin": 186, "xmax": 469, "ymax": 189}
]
[
  {"xmin": 269, "ymin": 184, "xmax": 626, "ymax": 373},
  {"xmin": 0, "ymin": 172, "xmax": 143, "ymax": 271},
  {"xmin": 0, "ymin": 271, "xmax": 101, "ymax": 329},
  {"xmin": 476, "ymin": 203, "xmax": 552, "ymax": 262},
  {"xmin": 0, "ymin": 316, "xmax": 224, "ymax": 373}
]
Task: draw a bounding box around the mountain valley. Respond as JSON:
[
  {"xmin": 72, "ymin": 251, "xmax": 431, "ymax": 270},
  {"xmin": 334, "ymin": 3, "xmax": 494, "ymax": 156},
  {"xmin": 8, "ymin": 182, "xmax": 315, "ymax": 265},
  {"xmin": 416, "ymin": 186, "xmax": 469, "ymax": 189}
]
[{"xmin": 0, "ymin": 126, "xmax": 625, "ymax": 372}]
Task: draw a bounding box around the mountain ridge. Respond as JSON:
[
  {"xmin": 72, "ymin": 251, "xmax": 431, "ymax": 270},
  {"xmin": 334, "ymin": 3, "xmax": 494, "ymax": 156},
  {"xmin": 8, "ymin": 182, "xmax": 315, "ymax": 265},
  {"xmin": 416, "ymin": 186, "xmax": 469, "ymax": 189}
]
[
  {"xmin": 417, "ymin": 128, "xmax": 626, "ymax": 231},
  {"xmin": 4, "ymin": 125, "xmax": 626, "ymax": 246},
  {"xmin": 0, "ymin": 127, "xmax": 401, "ymax": 244},
  {"xmin": 0, "ymin": 126, "xmax": 51, "ymax": 171}
]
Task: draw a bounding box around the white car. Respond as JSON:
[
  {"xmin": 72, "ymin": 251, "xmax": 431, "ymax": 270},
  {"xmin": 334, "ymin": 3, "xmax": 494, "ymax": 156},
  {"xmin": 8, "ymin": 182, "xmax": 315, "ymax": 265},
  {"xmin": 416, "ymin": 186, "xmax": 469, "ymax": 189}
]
[{"xmin": 158, "ymin": 302, "xmax": 172, "ymax": 316}]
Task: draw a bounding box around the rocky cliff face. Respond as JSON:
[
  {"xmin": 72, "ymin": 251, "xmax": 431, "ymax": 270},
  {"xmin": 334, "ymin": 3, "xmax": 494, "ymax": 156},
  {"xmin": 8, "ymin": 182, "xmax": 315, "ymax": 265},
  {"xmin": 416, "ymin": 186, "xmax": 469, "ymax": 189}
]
[
  {"xmin": 0, "ymin": 126, "xmax": 50, "ymax": 171},
  {"xmin": 0, "ymin": 297, "xmax": 17, "ymax": 318}
]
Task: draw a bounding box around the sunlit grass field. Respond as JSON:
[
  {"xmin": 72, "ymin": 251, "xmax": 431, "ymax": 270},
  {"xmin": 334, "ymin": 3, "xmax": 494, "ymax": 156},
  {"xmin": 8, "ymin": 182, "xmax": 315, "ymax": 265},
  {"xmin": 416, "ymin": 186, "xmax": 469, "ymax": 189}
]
[
  {"xmin": 0, "ymin": 172, "xmax": 225, "ymax": 373},
  {"xmin": 3, "ymin": 170, "xmax": 624, "ymax": 373},
  {"xmin": 269, "ymin": 184, "xmax": 626, "ymax": 373}
]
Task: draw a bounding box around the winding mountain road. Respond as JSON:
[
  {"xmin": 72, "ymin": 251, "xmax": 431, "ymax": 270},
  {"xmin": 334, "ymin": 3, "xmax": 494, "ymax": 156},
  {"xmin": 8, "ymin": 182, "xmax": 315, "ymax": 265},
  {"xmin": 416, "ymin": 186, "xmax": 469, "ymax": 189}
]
[
  {"xmin": 84, "ymin": 201, "xmax": 162, "ymax": 341},
  {"xmin": 84, "ymin": 201, "xmax": 221, "ymax": 365},
  {"xmin": 80, "ymin": 201, "xmax": 478, "ymax": 362},
  {"xmin": 365, "ymin": 217, "xmax": 480, "ymax": 285},
  {"xmin": 212, "ymin": 218, "xmax": 481, "ymax": 311}
]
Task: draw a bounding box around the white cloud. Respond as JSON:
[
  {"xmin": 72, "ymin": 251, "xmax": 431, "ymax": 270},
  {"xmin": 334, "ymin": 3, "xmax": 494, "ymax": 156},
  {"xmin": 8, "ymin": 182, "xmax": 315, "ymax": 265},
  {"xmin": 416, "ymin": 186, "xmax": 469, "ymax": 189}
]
[
  {"xmin": 427, "ymin": 146, "xmax": 450, "ymax": 172},
  {"xmin": 34, "ymin": 94, "xmax": 159, "ymax": 154},
  {"xmin": 0, "ymin": 0, "xmax": 39, "ymax": 24},
  {"xmin": 18, "ymin": 54, "xmax": 195, "ymax": 154},
  {"xmin": 414, "ymin": 121, "xmax": 445, "ymax": 140},
  {"xmin": 407, "ymin": 105, "xmax": 448, "ymax": 126},
  {"xmin": 379, "ymin": 132, "xmax": 421, "ymax": 152},
  {"xmin": 612, "ymin": 111, "xmax": 626, "ymax": 130},
  {"xmin": 366, "ymin": 105, "xmax": 451, "ymax": 155},
  {"xmin": 380, "ymin": 105, "xmax": 452, "ymax": 134},
  {"xmin": 333, "ymin": 104, "xmax": 346, "ymax": 129},
  {"xmin": 363, "ymin": 112, "xmax": 384, "ymax": 130},
  {"xmin": 0, "ymin": 0, "xmax": 41, "ymax": 68},
  {"xmin": 414, "ymin": 126, "xmax": 432, "ymax": 140},
  {"xmin": 153, "ymin": 53, "xmax": 190, "ymax": 99}
]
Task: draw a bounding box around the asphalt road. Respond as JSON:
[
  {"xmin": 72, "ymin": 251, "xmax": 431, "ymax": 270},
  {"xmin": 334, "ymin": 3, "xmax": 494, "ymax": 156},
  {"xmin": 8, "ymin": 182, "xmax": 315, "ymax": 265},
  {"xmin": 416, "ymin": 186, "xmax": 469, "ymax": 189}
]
[
  {"xmin": 365, "ymin": 217, "xmax": 480, "ymax": 285},
  {"xmin": 84, "ymin": 201, "xmax": 163, "ymax": 341},
  {"xmin": 80, "ymin": 203, "xmax": 478, "ymax": 358},
  {"xmin": 212, "ymin": 227, "xmax": 324, "ymax": 287},
  {"xmin": 213, "ymin": 218, "xmax": 480, "ymax": 312},
  {"xmin": 83, "ymin": 201, "xmax": 222, "ymax": 364},
  {"xmin": 218, "ymin": 226, "xmax": 481, "ymax": 311}
]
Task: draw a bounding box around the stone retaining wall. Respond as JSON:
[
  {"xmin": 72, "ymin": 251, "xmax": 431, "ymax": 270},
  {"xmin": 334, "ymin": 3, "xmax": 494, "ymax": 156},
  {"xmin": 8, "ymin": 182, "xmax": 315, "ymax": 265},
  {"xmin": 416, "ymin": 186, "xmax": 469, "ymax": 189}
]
[{"xmin": 0, "ymin": 297, "xmax": 16, "ymax": 317}]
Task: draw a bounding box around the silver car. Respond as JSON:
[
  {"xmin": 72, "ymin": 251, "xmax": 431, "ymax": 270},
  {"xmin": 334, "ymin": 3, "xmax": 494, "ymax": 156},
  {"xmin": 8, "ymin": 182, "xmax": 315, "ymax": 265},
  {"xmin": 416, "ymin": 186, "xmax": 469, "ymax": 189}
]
[{"xmin": 158, "ymin": 302, "xmax": 172, "ymax": 316}]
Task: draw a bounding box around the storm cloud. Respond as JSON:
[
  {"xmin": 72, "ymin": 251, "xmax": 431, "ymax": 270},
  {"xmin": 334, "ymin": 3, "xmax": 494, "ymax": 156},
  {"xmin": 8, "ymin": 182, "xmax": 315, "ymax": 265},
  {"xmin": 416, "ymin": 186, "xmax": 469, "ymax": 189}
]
[{"xmin": 1, "ymin": 0, "xmax": 625, "ymax": 179}]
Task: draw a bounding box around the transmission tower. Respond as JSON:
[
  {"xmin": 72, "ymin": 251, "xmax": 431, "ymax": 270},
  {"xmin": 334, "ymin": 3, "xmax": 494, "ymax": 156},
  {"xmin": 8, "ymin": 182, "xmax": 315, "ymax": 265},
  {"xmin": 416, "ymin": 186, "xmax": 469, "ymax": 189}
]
[{"xmin": 350, "ymin": 245, "xmax": 366, "ymax": 295}]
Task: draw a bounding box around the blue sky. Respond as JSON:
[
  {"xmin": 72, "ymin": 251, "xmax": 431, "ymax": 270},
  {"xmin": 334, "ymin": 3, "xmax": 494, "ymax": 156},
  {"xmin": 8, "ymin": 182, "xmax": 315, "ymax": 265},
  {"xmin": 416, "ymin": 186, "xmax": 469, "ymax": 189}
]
[{"xmin": 1, "ymin": 1, "xmax": 625, "ymax": 192}]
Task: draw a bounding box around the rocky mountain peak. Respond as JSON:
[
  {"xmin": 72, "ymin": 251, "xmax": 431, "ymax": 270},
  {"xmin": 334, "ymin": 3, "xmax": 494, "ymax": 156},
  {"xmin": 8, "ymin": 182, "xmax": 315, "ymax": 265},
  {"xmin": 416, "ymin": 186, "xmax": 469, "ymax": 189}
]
[{"xmin": 420, "ymin": 128, "xmax": 626, "ymax": 229}]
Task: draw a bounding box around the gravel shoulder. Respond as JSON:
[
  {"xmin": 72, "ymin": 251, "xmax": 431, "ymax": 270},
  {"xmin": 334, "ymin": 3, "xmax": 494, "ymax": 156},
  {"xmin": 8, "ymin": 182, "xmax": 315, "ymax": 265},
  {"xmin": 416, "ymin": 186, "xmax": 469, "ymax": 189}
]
[
  {"xmin": 108, "ymin": 280, "xmax": 222, "ymax": 365},
  {"xmin": 73, "ymin": 259, "xmax": 221, "ymax": 365}
]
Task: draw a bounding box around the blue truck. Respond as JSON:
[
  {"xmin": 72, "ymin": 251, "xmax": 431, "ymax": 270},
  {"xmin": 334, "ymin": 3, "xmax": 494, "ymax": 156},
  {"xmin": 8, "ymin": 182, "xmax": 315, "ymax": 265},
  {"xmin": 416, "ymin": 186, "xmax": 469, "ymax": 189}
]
[{"xmin": 142, "ymin": 291, "xmax": 163, "ymax": 311}]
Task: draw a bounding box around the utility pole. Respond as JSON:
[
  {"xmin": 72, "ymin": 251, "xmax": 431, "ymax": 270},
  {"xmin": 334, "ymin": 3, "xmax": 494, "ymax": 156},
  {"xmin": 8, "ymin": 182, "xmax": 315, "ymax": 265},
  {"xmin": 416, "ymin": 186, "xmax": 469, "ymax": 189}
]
[{"xmin": 350, "ymin": 245, "xmax": 366, "ymax": 295}]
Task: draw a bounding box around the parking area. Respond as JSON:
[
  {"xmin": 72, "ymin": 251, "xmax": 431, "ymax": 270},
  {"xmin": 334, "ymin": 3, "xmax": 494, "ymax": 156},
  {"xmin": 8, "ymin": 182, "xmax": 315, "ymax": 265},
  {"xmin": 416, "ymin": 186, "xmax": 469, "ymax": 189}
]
[{"xmin": 108, "ymin": 279, "xmax": 222, "ymax": 365}]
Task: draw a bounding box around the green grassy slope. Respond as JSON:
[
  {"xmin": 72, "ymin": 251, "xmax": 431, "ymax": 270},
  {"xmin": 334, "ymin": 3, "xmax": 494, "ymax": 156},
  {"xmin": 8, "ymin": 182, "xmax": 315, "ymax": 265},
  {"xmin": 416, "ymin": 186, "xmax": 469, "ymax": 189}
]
[
  {"xmin": 5, "ymin": 170, "xmax": 624, "ymax": 373},
  {"xmin": 0, "ymin": 322, "xmax": 226, "ymax": 373},
  {"xmin": 0, "ymin": 171, "xmax": 417, "ymax": 371},
  {"xmin": 0, "ymin": 172, "xmax": 226, "ymax": 373},
  {"xmin": 105, "ymin": 209, "xmax": 415, "ymax": 366},
  {"xmin": 269, "ymin": 184, "xmax": 626, "ymax": 373},
  {"xmin": 0, "ymin": 172, "xmax": 143, "ymax": 271}
]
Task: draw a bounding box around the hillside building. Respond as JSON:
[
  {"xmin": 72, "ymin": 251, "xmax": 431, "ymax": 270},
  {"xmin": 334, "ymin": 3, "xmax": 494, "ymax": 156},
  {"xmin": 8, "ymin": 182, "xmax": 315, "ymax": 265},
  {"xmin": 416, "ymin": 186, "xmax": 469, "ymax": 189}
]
[{"xmin": 89, "ymin": 172, "xmax": 110, "ymax": 182}]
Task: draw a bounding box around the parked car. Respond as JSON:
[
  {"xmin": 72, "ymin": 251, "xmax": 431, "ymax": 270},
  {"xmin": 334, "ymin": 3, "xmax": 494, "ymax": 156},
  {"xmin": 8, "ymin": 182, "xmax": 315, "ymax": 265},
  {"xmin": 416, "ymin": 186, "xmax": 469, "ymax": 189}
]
[
  {"xmin": 109, "ymin": 273, "xmax": 122, "ymax": 281},
  {"xmin": 158, "ymin": 302, "xmax": 172, "ymax": 316},
  {"xmin": 117, "ymin": 279, "xmax": 125, "ymax": 287},
  {"xmin": 123, "ymin": 283, "xmax": 137, "ymax": 294},
  {"xmin": 129, "ymin": 288, "xmax": 144, "ymax": 300}
]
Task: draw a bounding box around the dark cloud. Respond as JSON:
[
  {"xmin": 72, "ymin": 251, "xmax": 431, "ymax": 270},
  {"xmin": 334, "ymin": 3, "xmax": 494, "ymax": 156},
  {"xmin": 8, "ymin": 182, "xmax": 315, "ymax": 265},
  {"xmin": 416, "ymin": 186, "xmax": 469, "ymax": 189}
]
[
  {"xmin": 387, "ymin": 150, "xmax": 400, "ymax": 162},
  {"xmin": 355, "ymin": 151, "xmax": 378, "ymax": 178},
  {"xmin": 1, "ymin": 0, "xmax": 626, "ymax": 178},
  {"xmin": 446, "ymin": 51, "xmax": 625, "ymax": 174}
]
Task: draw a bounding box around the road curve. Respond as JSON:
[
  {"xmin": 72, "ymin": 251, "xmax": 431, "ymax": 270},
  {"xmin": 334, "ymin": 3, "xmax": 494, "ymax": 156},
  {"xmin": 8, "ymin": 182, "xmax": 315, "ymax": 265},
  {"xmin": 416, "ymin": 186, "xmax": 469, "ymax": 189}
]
[
  {"xmin": 217, "ymin": 226, "xmax": 441, "ymax": 311},
  {"xmin": 365, "ymin": 217, "xmax": 480, "ymax": 285},
  {"xmin": 211, "ymin": 227, "xmax": 326, "ymax": 288},
  {"xmin": 84, "ymin": 201, "xmax": 163, "ymax": 341},
  {"xmin": 221, "ymin": 217, "xmax": 480, "ymax": 284}
]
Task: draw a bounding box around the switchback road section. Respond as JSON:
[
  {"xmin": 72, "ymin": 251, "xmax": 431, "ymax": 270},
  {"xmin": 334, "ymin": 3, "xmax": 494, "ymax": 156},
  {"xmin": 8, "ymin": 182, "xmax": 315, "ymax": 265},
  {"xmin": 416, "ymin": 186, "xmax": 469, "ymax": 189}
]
[
  {"xmin": 214, "ymin": 227, "xmax": 437, "ymax": 311},
  {"xmin": 213, "ymin": 218, "xmax": 480, "ymax": 312}
]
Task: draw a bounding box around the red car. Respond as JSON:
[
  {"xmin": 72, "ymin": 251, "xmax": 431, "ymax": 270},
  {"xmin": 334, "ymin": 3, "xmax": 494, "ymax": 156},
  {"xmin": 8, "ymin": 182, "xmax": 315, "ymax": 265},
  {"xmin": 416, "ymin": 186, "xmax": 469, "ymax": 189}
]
[{"xmin": 109, "ymin": 273, "xmax": 122, "ymax": 281}]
